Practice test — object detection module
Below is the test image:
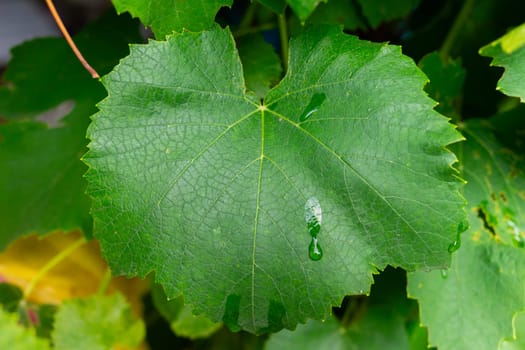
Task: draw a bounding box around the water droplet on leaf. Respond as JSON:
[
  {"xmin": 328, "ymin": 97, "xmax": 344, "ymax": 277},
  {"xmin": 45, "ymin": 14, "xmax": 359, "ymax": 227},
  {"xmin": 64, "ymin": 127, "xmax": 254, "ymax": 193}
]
[
  {"xmin": 309, "ymin": 237, "xmax": 323, "ymax": 261},
  {"xmin": 305, "ymin": 197, "xmax": 323, "ymax": 261},
  {"xmin": 441, "ymin": 269, "xmax": 448, "ymax": 279},
  {"xmin": 457, "ymin": 220, "xmax": 469, "ymax": 234},
  {"xmin": 299, "ymin": 93, "xmax": 326, "ymax": 121},
  {"xmin": 305, "ymin": 197, "xmax": 322, "ymax": 237},
  {"xmin": 448, "ymin": 238, "xmax": 461, "ymax": 253},
  {"xmin": 307, "ymin": 219, "xmax": 320, "ymax": 237}
]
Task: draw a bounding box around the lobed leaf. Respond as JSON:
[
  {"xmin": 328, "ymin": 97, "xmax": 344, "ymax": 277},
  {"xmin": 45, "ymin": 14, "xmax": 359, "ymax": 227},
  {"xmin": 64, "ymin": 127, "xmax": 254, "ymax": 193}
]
[
  {"xmin": 84, "ymin": 25, "xmax": 465, "ymax": 333},
  {"xmin": 52, "ymin": 293, "xmax": 145, "ymax": 350},
  {"xmin": 408, "ymin": 120, "xmax": 525, "ymax": 350}
]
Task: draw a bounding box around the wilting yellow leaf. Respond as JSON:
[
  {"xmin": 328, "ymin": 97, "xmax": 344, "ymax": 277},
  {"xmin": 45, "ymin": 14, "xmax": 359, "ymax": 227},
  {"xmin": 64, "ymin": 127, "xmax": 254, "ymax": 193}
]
[{"xmin": 0, "ymin": 231, "xmax": 148, "ymax": 316}]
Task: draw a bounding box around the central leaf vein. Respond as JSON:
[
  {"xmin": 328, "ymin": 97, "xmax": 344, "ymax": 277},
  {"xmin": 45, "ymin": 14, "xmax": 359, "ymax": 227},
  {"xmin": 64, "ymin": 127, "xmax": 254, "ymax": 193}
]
[{"xmin": 251, "ymin": 107, "xmax": 265, "ymax": 329}]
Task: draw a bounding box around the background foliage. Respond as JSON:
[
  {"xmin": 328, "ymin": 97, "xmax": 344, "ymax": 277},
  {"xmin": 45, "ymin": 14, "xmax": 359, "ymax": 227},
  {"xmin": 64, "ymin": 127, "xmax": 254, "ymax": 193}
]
[{"xmin": 1, "ymin": 0, "xmax": 524, "ymax": 348}]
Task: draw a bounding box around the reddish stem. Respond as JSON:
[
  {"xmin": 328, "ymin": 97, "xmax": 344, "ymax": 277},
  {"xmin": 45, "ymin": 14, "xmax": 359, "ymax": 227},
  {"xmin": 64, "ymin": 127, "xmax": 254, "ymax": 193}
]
[{"xmin": 44, "ymin": 0, "xmax": 100, "ymax": 79}]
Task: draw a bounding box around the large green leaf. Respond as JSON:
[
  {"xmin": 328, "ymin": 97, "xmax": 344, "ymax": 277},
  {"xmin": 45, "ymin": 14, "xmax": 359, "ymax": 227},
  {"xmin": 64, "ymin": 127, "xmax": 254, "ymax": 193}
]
[
  {"xmin": 112, "ymin": 0, "xmax": 232, "ymax": 38},
  {"xmin": 408, "ymin": 120, "xmax": 525, "ymax": 350},
  {"xmin": 0, "ymin": 12, "xmax": 141, "ymax": 248},
  {"xmin": 84, "ymin": 25, "xmax": 465, "ymax": 333},
  {"xmin": 480, "ymin": 22, "xmax": 525, "ymax": 102},
  {"xmin": 0, "ymin": 308, "xmax": 51, "ymax": 350},
  {"xmin": 52, "ymin": 293, "xmax": 145, "ymax": 350}
]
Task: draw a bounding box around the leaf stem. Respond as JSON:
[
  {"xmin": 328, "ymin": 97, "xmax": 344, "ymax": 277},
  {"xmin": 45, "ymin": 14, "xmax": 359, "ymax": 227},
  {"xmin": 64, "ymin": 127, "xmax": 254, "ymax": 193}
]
[
  {"xmin": 44, "ymin": 0, "xmax": 100, "ymax": 78},
  {"xmin": 278, "ymin": 13, "xmax": 289, "ymax": 72},
  {"xmin": 339, "ymin": 296, "xmax": 367, "ymax": 330},
  {"xmin": 23, "ymin": 236, "xmax": 87, "ymax": 300},
  {"xmin": 440, "ymin": 0, "xmax": 474, "ymax": 59},
  {"xmin": 97, "ymin": 268, "xmax": 113, "ymax": 296},
  {"xmin": 238, "ymin": 2, "xmax": 258, "ymax": 31}
]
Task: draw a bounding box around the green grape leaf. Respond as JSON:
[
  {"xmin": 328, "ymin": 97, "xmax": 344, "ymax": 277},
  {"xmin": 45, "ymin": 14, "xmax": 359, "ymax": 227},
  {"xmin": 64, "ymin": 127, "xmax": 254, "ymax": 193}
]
[
  {"xmin": 459, "ymin": 121, "xmax": 525, "ymax": 247},
  {"xmin": 286, "ymin": 0, "xmax": 328, "ymax": 22},
  {"xmin": 305, "ymin": 0, "xmax": 366, "ymax": 30},
  {"xmin": 257, "ymin": 0, "xmax": 286, "ymax": 14},
  {"xmin": 408, "ymin": 120, "xmax": 525, "ymax": 350},
  {"xmin": 0, "ymin": 12, "xmax": 141, "ymax": 249},
  {"xmin": 112, "ymin": 0, "xmax": 233, "ymax": 38},
  {"xmin": 500, "ymin": 311, "xmax": 525, "ymax": 350},
  {"xmin": 480, "ymin": 22, "xmax": 525, "ymax": 102},
  {"xmin": 266, "ymin": 310, "xmax": 410, "ymax": 349},
  {"xmin": 152, "ymin": 283, "xmax": 222, "ymax": 339},
  {"xmin": 84, "ymin": 25, "xmax": 465, "ymax": 334},
  {"xmin": 52, "ymin": 293, "xmax": 145, "ymax": 350},
  {"xmin": 237, "ymin": 34, "xmax": 283, "ymax": 99},
  {"xmin": 0, "ymin": 307, "xmax": 51, "ymax": 350},
  {"xmin": 419, "ymin": 52, "xmax": 465, "ymax": 119},
  {"xmin": 356, "ymin": 0, "xmax": 421, "ymax": 28}
]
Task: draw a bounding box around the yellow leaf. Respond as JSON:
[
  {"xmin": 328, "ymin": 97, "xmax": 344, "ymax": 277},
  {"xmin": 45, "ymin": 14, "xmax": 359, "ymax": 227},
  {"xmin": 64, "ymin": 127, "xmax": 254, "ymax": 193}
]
[{"xmin": 0, "ymin": 231, "xmax": 148, "ymax": 316}]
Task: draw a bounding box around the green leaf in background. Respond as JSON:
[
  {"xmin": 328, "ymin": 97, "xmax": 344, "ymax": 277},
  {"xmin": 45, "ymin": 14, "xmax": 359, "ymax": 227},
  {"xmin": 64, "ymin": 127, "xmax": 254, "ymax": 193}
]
[
  {"xmin": 112, "ymin": 0, "xmax": 233, "ymax": 38},
  {"xmin": 459, "ymin": 121, "xmax": 525, "ymax": 247},
  {"xmin": 0, "ymin": 307, "xmax": 51, "ymax": 350},
  {"xmin": 32, "ymin": 304, "xmax": 57, "ymax": 340},
  {"xmin": 237, "ymin": 34, "xmax": 283, "ymax": 99},
  {"xmin": 408, "ymin": 120, "xmax": 525, "ymax": 350},
  {"xmin": 356, "ymin": 0, "xmax": 421, "ymax": 28},
  {"xmin": 151, "ymin": 283, "xmax": 222, "ymax": 339},
  {"xmin": 286, "ymin": 0, "xmax": 327, "ymax": 22},
  {"xmin": 265, "ymin": 267, "xmax": 427, "ymax": 350},
  {"xmin": 52, "ymin": 293, "xmax": 145, "ymax": 350},
  {"xmin": 16, "ymin": 301, "xmax": 57, "ymax": 340},
  {"xmin": 266, "ymin": 308, "xmax": 413, "ymax": 350},
  {"xmin": 480, "ymin": 22, "xmax": 525, "ymax": 102},
  {"xmin": 305, "ymin": 0, "xmax": 366, "ymax": 30},
  {"xmin": 257, "ymin": 0, "xmax": 286, "ymax": 14},
  {"xmin": 418, "ymin": 52, "xmax": 465, "ymax": 120},
  {"xmin": 0, "ymin": 12, "xmax": 141, "ymax": 249},
  {"xmin": 84, "ymin": 25, "xmax": 465, "ymax": 333},
  {"xmin": 0, "ymin": 283, "xmax": 23, "ymax": 313},
  {"xmin": 265, "ymin": 316, "xmax": 355, "ymax": 349},
  {"xmin": 500, "ymin": 311, "xmax": 525, "ymax": 350}
]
